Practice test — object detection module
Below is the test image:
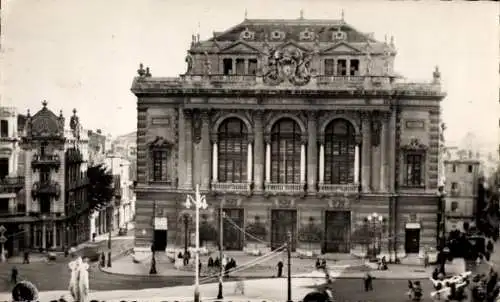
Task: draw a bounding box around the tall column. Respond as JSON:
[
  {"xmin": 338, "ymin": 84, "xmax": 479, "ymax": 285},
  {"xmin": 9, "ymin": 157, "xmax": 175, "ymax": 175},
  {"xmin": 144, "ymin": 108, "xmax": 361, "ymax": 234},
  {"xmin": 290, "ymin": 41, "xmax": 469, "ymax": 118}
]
[
  {"xmin": 200, "ymin": 110, "xmax": 211, "ymax": 190},
  {"xmin": 212, "ymin": 142, "xmax": 218, "ymax": 182},
  {"xmin": 253, "ymin": 111, "xmax": 265, "ymax": 191},
  {"xmin": 52, "ymin": 222, "xmax": 57, "ymax": 248},
  {"xmin": 300, "ymin": 142, "xmax": 306, "ymax": 184},
  {"xmin": 247, "ymin": 143, "xmax": 253, "ymax": 183},
  {"xmin": 42, "ymin": 222, "xmax": 46, "ymax": 250},
  {"xmin": 307, "ymin": 112, "xmax": 318, "ymax": 192},
  {"xmin": 265, "ymin": 139, "xmax": 271, "ymax": 183},
  {"xmin": 388, "ymin": 108, "xmax": 397, "ymax": 192},
  {"xmin": 354, "ymin": 135, "xmax": 361, "ymax": 184},
  {"xmin": 361, "ymin": 113, "xmax": 372, "ymax": 193},
  {"xmin": 319, "ymin": 143, "xmax": 325, "ymax": 184},
  {"xmin": 183, "ymin": 109, "xmax": 194, "ymax": 190},
  {"xmin": 380, "ymin": 113, "xmax": 389, "ymax": 192}
]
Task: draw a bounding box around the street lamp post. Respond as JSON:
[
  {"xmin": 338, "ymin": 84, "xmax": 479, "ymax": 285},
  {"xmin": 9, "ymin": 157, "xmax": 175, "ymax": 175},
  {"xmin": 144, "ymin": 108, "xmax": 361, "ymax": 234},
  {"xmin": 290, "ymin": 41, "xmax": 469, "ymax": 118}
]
[
  {"xmin": 287, "ymin": 230, "xmax": 292, "ymax": 302},
  {"xmin": 367, "ymin": 213, "xmax": 384, "ymax": 257},
  {"xmin": 217, "ymin": 207, "xmax": 225, "ymax": 300},
  {"xmin": 185, "ymin": 184, "xmax": 208, "ymax": 302}
]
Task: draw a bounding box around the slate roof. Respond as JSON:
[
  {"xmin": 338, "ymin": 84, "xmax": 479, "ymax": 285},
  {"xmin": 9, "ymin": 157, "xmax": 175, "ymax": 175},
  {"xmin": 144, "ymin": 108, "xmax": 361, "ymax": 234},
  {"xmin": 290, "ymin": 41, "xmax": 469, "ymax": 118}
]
[{"xmin": 191, "ymin": 18, "xmax": 393, "ymax": 55}]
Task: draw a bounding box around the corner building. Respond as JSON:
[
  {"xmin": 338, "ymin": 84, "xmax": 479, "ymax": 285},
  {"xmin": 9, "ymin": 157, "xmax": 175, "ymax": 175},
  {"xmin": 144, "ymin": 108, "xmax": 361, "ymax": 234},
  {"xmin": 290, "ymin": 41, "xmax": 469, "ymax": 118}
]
[{"xmin": 132, "ymin": 18, "xmax": 446, "ymax": 258}]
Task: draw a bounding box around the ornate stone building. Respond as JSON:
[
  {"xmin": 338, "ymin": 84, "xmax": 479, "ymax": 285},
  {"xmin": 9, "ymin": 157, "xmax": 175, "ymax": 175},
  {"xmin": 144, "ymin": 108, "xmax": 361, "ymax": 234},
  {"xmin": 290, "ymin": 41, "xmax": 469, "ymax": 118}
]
[
  {"xmin": 132, "ymin": 17, "xmax": 446, "ymax": 257},
  {"xmin": 0, "ymin": 101, "xmax": 91, "ymax": 255}
]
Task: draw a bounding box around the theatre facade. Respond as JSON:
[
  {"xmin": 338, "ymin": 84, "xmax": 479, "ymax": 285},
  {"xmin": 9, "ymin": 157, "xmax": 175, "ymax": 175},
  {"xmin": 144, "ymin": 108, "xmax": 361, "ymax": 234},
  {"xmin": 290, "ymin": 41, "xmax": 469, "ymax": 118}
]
[{"xmin": 131, "ymin": 17, "xmax": 446, "ymax": 257}]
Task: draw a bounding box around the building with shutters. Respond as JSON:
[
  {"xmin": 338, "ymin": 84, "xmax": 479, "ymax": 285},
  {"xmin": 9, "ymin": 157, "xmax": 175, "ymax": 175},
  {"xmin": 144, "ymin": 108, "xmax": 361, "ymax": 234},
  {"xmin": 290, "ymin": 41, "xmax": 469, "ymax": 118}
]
[{"xmin": 131, "ymin": 16, "xmax": 446, "ymax": 258}]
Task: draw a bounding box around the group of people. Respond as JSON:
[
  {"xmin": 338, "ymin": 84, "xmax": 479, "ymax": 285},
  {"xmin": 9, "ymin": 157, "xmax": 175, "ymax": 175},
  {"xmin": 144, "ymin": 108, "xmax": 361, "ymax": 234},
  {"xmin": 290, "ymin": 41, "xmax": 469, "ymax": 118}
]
[
  {"xmin": 470, "ymin": 268, "xmax": 500, "ymax": 302},
  {"xmin": 174, "ymin": 251, "xmax": 238, "ymax": 277}
]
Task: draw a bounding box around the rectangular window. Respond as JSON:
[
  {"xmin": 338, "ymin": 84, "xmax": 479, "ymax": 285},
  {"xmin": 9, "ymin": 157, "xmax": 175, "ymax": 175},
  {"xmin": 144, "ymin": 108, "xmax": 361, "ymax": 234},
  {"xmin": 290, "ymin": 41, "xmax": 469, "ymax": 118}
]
[
  {"xmin": 152, "ymin": 150, "xmax": 168, "ymax": 182},
  {"xmin": 40, "ymin": 196, "xmax": 51, "ymax": 214},
  {"xmin": 40, "ymin": 167, "xmax": 50, "ymax": 182},
  {"xmin": 248, "ymin": 59, "xmax": 258, "ymax": 75},
  {"xmin": 337, "ymin": 59, "xmax": 347, "ymax": 76},
  {"xmin": 404, "ymin": 153, "xmax": 424, "ymax": 187},
  {"xmin": 451, "ymin": 201, "xmax": 459, "ymax": 212},
  {"xmin": 0, "ymin": 120, "xmax": 8, "ymax": 137},
  {"xmin": 451, "ymin": 182, "xmax": 458, "ymax": 190},
  {"xmin": 452, "ymin": 164, "xmax": 457, "ymax": 173},
  {"xmin": 349, "ymin": 59, "xmax": 359, "ymax": 76},
  {"xmin": 223, "ymin": 58, "xmax": 233, "ymax": 75},
  {"xmin": 235, "ymin": 58, "xmax": 245, "ymax": 75},
  {"xmin": 468, "ymin": 165, "xmax": 473, "ymax": 173},
  {"xmin": 324, "ymin": 59, "xmax": 334, "ymax": 76}
]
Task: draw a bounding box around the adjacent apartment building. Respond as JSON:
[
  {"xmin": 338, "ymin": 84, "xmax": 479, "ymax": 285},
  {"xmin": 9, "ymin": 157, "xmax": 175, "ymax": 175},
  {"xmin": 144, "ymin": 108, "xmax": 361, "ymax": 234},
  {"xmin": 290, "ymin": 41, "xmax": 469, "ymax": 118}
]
[
  {"xmin": 0, "ymin": 102, "xmax": 90, "ymax": 256},
  {"xmin": 444, "ymin": 158, "xmax": 480, "ymax": 232},
  {"xmin": 131, "ymin": 17, "xmax": 446, "ymax": 257}
]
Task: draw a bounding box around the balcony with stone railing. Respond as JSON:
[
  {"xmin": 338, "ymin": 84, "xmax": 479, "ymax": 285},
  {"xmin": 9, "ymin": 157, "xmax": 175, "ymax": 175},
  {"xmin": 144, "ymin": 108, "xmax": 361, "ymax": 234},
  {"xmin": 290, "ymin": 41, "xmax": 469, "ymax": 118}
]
[
  {"xmin": 316, "ymin": 75, "xmax": 365, "ymax": 86},
  {"xmin": 0, "ymin": 176, "xmax": 25, "ymax": 194},
  {"xmin": 318, "ymin": 183, "xmax": 360, "ymax": 194},
  {"xmin": 211, "ymin": 182, "xmax": 251, "ymax": 193},
  {"xmin": 31, "ymin": 154, "xmax": 61, "ymax": 170},
  {"xmin": 265, "ymin": 183, "xmax": 305, "ymax": 194},
  {"xmin": 32, "ymin": 180, "xmax": 61, "ymax": 200}
]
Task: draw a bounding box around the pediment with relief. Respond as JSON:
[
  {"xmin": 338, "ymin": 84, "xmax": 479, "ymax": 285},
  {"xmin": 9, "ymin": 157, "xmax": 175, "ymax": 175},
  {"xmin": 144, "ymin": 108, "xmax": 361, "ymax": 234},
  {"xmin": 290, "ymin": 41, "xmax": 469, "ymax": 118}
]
[
  {"xmin": 148, "ymin": 136, "xmax": 174, "ymax": 149},
  {"xmin": 219, "ymin": 41, "xmax": 261, "ymax": 54},
  {"xmin": 321, "ymin": 42, "xmax": 362, "ymax": 54},
  {"xmin": 401, "ymin": 138, "xmax": 428, "ymax": 151}
]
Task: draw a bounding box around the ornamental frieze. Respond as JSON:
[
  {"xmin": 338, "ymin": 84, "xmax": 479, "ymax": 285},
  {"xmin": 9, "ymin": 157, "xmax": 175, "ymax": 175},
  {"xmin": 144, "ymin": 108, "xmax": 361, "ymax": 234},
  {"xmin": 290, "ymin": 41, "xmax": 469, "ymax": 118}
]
[
  {"xmin": 273, "ymin": 198, "xmax": 296, "ymax": 208},
  {"xmin": 328, "ymin": 197, "xmax": 351, "ymax": 209}
]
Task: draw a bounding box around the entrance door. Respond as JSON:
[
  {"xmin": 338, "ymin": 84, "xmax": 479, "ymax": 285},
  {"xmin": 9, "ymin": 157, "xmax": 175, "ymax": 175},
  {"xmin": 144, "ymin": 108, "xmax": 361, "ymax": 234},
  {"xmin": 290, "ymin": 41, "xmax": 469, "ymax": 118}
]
[
  {"xmin": 324, "ymin": 211, "xmax": 351, "ymax": 253},
  {"xmin": 405, "ymin": 228, "xmax": 420, "ymax": 254},
  {"xmin": 271, "ymin": 210, "xmax": 297, "ymax": 251},
  {"xmin": 222, "ymin": 208, "xmax": 244, "ymax": 250},
  {"xmin": 153, "ymin": 230, "xmax": 167, "ymax": 251}
]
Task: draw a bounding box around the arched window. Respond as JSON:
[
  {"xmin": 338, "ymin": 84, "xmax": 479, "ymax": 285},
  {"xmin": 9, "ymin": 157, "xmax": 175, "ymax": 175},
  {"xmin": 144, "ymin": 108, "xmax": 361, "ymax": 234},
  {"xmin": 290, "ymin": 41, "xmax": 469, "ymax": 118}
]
[
  {"xmin": 324, "ymin": 119, "xmax": 355, "ymax": 184},
  {"xmin": 271, "ymin": 118, "xmax": 301, "ymax": 184},
  {"xmin": 218, "ymin": 118, "xmax": 248, "ymax": 183}
]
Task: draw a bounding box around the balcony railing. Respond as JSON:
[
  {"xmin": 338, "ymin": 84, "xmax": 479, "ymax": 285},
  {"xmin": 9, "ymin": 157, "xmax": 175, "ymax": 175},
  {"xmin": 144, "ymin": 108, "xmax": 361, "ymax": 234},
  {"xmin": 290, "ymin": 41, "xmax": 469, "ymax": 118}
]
[
  {"xmin": 32, "ymin": 154, "xmax": 61, "ymax": 170},
  {"xmin": 212, "ymin": 182, "xmax": 251, "ymax": 192},
  {"xmin": 318, "ymin": 183, "xmax": 359, "ymax": 194},
  {"xmin": 209, "ymin": 75, "xmax": 257, "ymax": 83},
  {"xmin": 316, "ymin": 75, "xmax": 365, "ymax": 85},
  {"xmin": 265, "ymin": 183, "xmax": 305, "ymax": 193},
  {"xmin": 32, "ymin": 181, "xmax": 61, "ymax": 200},
  {"xmin": 0, "ymin": 176, "xmax": 25, "ymax": 194}
]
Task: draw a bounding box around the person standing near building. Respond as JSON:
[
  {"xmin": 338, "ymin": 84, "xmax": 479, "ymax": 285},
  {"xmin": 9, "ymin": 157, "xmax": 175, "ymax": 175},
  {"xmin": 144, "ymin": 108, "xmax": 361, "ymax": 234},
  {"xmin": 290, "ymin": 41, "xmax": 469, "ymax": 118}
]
[
  {"xmin": 11, "ymin": 266, "xmax": 18, "ymax": 284},
  {"xmin": 23, "ymin": 251, "xmax": 29, "ymax": 264},
  {"xmin": 277, "ymin": 260, "xmax": 284, "ymax": 278}
]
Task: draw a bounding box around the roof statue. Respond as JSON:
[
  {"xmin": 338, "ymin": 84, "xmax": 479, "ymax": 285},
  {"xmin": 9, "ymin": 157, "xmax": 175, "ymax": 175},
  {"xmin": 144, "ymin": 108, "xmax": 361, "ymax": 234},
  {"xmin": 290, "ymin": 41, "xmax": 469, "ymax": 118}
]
[
  {"xmin": 137, "ymin": 63, "xmax": 146, "ymax": 77},
  {"xmin": 300, "ymin": 9, "xmax": 304, "ymax": 20},
  {"xmin": 185, "ymin": 52, "xmax": 193, "ymax": 74},
  {"xmin": 244, "ymin": 8, "xmax": 248, "ymax": 20},
  {"xmin": 70, "ymin": 108, "xmax": 80, "ymax": 140},
  {"xmin": 433, "ymin": 66, "xmax": 441, "ymax": 84},
  {"xmin": 341, "ymin": 9, "xmax": 345, "ymax": 22}
]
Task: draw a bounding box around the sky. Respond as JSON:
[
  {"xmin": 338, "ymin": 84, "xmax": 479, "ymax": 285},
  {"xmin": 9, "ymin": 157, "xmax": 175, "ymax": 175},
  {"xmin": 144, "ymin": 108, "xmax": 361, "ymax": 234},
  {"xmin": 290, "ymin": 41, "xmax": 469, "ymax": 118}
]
[{"xmin": 1, "ymin": 0, "xmax": 499, "ymax": 152}]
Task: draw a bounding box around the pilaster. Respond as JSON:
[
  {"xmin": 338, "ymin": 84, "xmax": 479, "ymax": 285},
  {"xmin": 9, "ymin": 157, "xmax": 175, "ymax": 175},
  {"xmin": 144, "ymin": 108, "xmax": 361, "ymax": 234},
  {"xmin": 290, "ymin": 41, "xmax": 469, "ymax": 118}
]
[
  {"xmin": 200, "ymin": 110, "xmax": 211, "ymax": 190},
  {"xmin": 361, "ymin": 112, "xmax": 372, "ymax": 193},
  {"xmin": 25, "ymin": 150, "xmax": 32, "ymax": 215},
  {"xmin": 380, "ymin": 113, "xmax": 389, "ymax": 192},
  {"xmin": 388, "ymin": 108, "xmax": 397, "ymax": 192},
  {"xmin": 307, "ymin": 112, "xmax": 318, "ymax": 192},
  {"xmin": 177, "ymin": 108, "xmax": 186, "ymax": 188},
  {"xmin": 253, "ymin": 110, "xmax": 265, "ymax": 192},
  {"xmin": 183, "ymin": 109, "xmax": 193, "ymax": 190}
]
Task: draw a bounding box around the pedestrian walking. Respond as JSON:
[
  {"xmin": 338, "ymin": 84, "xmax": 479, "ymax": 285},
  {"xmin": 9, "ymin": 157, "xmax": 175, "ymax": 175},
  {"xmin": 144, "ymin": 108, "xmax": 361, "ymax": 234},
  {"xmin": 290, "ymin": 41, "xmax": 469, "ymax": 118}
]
[
  {"xmin": 22, "ymin": 251, "xmax": 29, "ymax": 264},
  {"xmin": 363, "ymin": 272, "xmax": 374, "ymax": 292},
  {"xmin": 277, "ymin": 260, "xmax": 284, "ymax": 278},
  {"xmin": 11, "ymin": 266, "xmax": 18, "ymax": 284}
]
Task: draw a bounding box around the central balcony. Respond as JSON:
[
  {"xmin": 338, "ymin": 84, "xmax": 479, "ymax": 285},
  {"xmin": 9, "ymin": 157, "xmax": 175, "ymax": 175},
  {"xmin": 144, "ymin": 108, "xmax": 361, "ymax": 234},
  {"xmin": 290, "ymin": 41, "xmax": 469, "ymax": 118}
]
[
  {"xmin": 212, "ymin": 182, "xmax": 251, "ymax": 193},
  {"xmin": 32, "ymin": 154, "xmax": 61, "ymax": 171},
  {"xmin": 265, "ymin": 183, "xmax": 305, "ymax": 194},
  {"xmin": 0, "ymin": 176, "xmax": 25, "ymax": 194},
  {"xmin": 32, "ymin": 180, "xmax": 61, "ymax": 200},
  {"xmin": 318, "ymin": 183, "xmax": 359, "ymax": 194}
]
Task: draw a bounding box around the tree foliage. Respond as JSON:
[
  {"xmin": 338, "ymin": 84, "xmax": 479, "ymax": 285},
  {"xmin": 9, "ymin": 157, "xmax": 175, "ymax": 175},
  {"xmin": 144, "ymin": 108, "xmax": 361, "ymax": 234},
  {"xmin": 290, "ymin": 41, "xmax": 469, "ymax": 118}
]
[{"xmin": 87, "ymin": 163, "xmax": 114, "ymax": 214}]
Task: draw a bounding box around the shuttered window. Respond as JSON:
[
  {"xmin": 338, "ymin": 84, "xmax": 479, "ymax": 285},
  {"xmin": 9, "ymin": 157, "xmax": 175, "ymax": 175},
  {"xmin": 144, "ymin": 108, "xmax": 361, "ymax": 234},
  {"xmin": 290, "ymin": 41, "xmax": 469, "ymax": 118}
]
[
  {"xmin": 324, "ymin": 119, "xmax": 355, "ymax": 184},
  {"xmin": 271, "ymin": 119, "xmax": 301, "ymax": 184},
  {"xmin": 218, "ymin": 118, "xmax": 248, "ymax": 182}
]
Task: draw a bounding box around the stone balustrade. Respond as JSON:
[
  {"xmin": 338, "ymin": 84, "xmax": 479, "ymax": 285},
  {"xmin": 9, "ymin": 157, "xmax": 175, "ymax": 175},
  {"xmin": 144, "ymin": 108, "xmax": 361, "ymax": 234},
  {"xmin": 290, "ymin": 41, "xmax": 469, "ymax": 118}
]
[
  {"xmin": 211, "ymin": 182, "xmax": 251, "ymax": 192},
  {"xmin": 265, "ymin": 183, "xmax": 304, "ymax": 193},
  {"xmin": 318, "ymin": 183, "xmax": 359, "ymax": 194}
]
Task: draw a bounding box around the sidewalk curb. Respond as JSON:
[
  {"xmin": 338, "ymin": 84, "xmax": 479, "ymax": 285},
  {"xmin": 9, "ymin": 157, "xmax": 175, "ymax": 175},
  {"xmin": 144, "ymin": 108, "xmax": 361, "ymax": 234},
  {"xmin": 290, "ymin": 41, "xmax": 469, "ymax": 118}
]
[{"xmin": 98, "ymin": 266, "xmax": 430, "ymax": 280}]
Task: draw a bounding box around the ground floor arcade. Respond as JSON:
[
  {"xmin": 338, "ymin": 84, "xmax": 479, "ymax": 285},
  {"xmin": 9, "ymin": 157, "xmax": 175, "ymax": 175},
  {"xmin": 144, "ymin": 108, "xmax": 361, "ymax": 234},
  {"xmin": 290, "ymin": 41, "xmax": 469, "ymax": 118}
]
[{"xmin": 133, "ymin": 190, "xmax": 439, "ymax": 258}]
